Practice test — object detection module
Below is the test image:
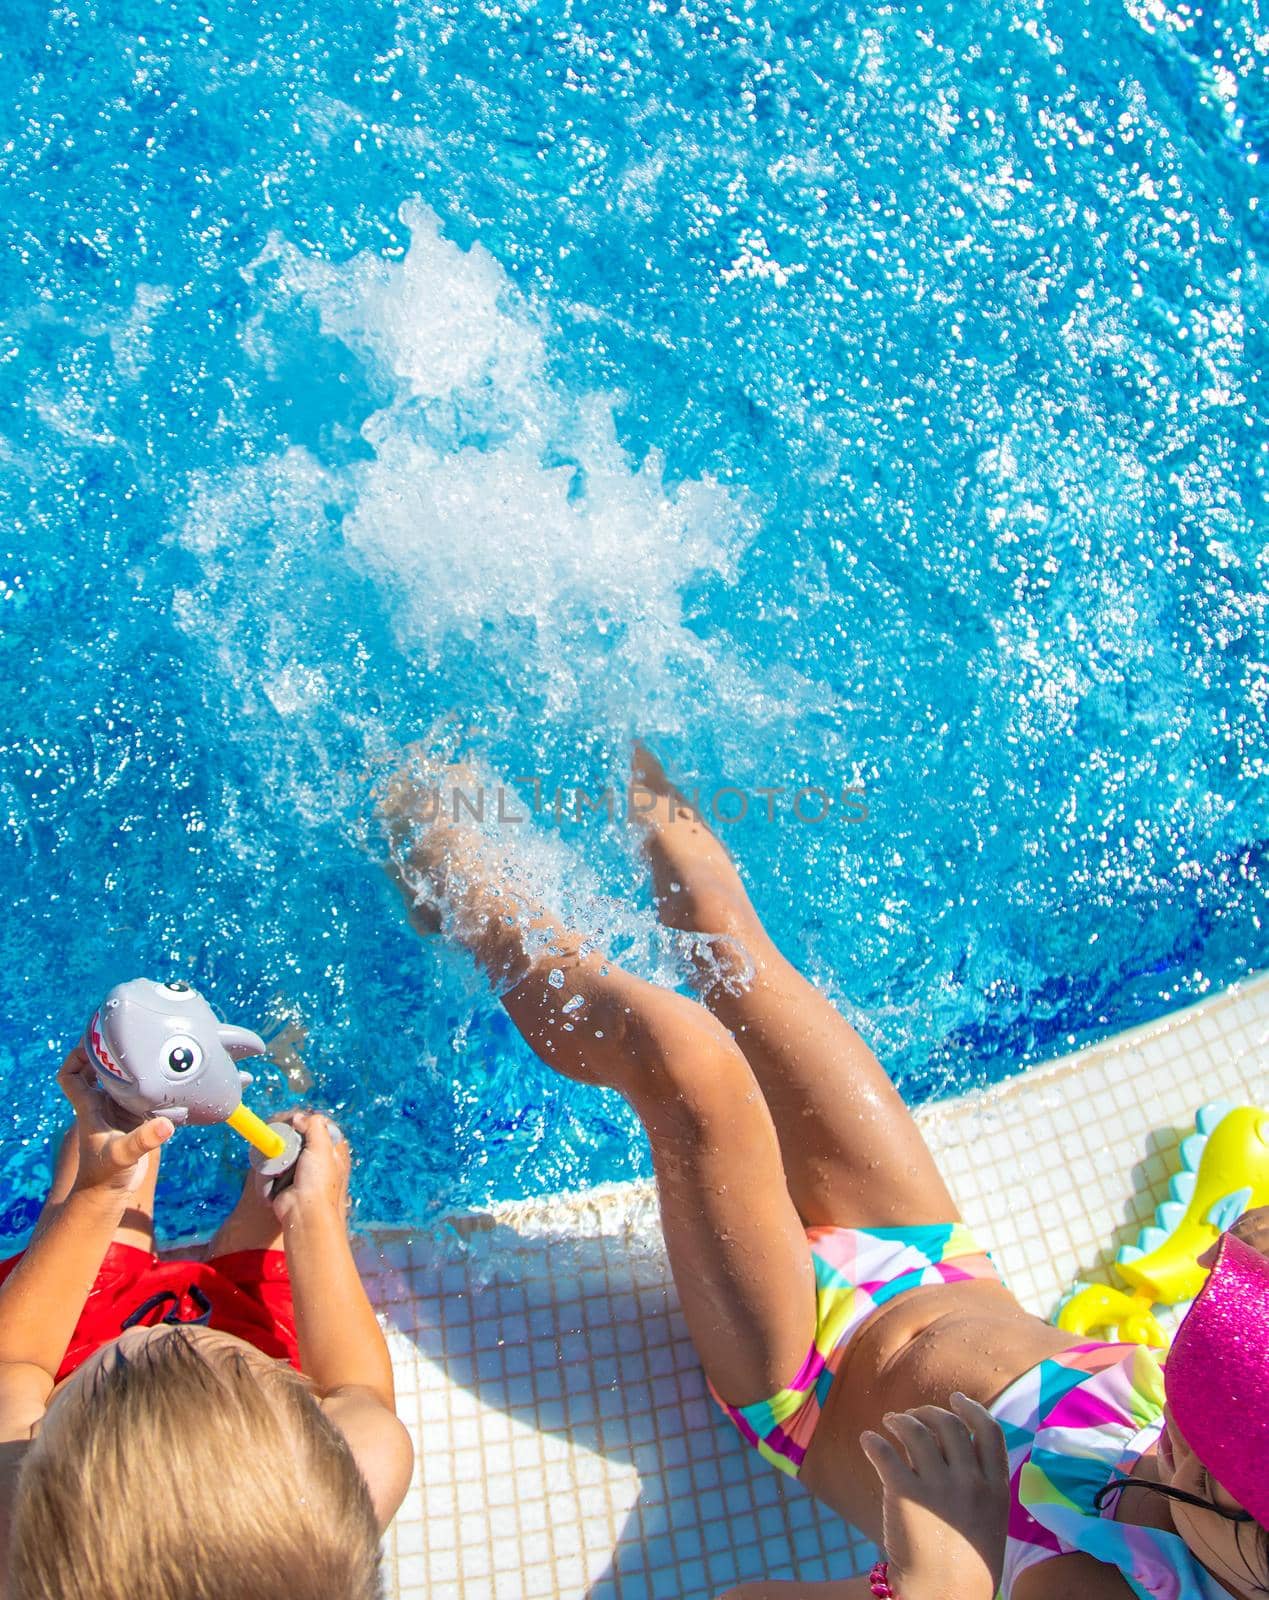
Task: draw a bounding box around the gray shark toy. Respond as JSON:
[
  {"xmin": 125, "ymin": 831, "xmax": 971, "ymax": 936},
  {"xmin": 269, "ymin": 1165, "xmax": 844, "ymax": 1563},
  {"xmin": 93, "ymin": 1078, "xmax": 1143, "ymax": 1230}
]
[
  {"xmin": 86, "ymin": 978, "xmax": 265, "ymax": 1126},
  {"xmin": 84, "ymin": 978, "xmax": 302, "ymax": 1180}
]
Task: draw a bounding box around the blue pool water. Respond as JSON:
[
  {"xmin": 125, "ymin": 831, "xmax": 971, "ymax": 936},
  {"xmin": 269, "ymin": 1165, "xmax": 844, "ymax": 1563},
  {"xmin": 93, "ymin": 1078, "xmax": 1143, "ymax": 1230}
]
[{"xmin": 0, "ymin": 0, "xmax": 1264, "ymax": 1237}]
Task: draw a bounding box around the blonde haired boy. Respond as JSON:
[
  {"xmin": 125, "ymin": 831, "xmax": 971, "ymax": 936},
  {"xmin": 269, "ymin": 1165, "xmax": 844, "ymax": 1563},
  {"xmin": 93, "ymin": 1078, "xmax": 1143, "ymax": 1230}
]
[{"xmin": 0, "ymin": 1048, "xmax": 413, "ymax": 1600}]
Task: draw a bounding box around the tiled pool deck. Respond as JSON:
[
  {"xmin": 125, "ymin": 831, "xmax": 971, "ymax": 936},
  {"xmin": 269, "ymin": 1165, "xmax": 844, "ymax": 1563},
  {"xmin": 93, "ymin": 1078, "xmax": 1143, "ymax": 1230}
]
[{"xmin": 360, "ymin": 971, "xmax": 1269, "ymax": 1599}]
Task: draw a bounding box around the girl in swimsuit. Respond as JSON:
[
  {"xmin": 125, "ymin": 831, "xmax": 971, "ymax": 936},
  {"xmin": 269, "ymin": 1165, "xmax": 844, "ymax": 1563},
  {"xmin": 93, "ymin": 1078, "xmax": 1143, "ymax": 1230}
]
[{"xmin": 385, "ymin": 742, "xmax": 1269, "ymax": 1600}]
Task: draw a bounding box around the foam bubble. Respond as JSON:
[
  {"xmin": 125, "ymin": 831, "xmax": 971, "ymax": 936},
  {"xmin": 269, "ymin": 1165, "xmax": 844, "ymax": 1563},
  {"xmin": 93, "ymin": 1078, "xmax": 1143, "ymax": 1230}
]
[
  {"xmin": 183, "ymin": 201, "xmax": 824, "ymax": 777},
  {"xmin": 278, "ymin": 202, "xmax": 760, "ymax": 725},
  {"xmin": 262, "ymin": 202, "xmax": 546, "ymax": 409}
]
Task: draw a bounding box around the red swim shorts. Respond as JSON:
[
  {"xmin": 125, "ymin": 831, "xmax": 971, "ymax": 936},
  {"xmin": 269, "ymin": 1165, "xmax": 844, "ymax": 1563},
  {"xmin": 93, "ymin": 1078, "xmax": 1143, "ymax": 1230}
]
[{"xmin": 0, "ymin": 1243, "xmax": 301, "ymax": 1383}]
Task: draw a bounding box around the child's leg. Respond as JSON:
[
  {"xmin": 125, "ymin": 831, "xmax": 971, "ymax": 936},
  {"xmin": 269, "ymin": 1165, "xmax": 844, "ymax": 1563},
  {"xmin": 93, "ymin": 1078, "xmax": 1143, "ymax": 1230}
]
[
  {"xmin": 204, "ymin": 1113, "xmax": 325, "ymax": 1258},
  {"xmin": 384, "ymin": 776, "xmax": 816, "ymax": 1405},
  {"xmin": 518, "ymin": 959, "xmax": 816, "ymax": 1402},
  {"xmin": 203, "ymin": 1169, "xmax": 284, "ymax": 1259},
  {"xmin": 629, "ymin": 747, "xmax": 1086, "ymax": 1536},
  {"xmin": 46, "ymin": 1128, "xmax": 160, "ymax": 1253},
  {"xmin": 631, "ymin": 743, "xmax": 958, "ymax": 1230}
]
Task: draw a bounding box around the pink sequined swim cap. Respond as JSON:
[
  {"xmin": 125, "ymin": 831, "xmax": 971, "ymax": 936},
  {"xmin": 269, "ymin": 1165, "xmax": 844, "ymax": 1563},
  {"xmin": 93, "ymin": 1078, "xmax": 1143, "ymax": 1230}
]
[{"xmin": 1166, "ymin": 1231, "xmax": 1269, "ymax": 1528}]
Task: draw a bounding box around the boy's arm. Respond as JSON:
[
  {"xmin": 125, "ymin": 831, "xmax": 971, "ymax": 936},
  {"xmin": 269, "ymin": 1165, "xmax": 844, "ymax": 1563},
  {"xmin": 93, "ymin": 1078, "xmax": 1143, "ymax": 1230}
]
[
  {"xmin": 0, "ymin": 1187, "xmax": 132, "ymax": 1437},
  {"xmin": 0, "ymin": 1050, "xmax": 173, "ymax": 1442},
  {"xmin": 281, "ymin": 1203, "xmax": 395, "ymax": 1404},
  {"xmin": 318, "ymin": 1384, "xmax": 415, "ymax": 1532},
  {"xmin": 274, "ymin": 1115, "xmax": 414, "ymax": 1529}
]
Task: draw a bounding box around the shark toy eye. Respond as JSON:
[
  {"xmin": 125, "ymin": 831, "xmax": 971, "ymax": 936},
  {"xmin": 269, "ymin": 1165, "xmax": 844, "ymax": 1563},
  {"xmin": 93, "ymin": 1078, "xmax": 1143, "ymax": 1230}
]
[{"xmin": 163, "ymin": 1037, "xmax": 202, "ymax": 1076}]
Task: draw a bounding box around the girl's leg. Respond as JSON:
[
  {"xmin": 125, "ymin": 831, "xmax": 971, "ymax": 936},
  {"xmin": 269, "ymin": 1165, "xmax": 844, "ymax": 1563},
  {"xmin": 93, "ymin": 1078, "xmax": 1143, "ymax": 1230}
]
[
  {"xmin": 528, "ymin": 961, "xmax": 818, "ymax": 1403},
  {"xmin": 47, "ymin": 1128, "xmax": 160, "ymax": 1253},
  {"xmin": 627, "ymin": 747, "xmax": 1080, "ymax": 1537},
  {"xmin": 384, "ymin": 768, "xmax": 816, "ymax": 1405},
  {"xmin": 631, "ymin": 743, "xmax": 958, "ymax": 1230}
]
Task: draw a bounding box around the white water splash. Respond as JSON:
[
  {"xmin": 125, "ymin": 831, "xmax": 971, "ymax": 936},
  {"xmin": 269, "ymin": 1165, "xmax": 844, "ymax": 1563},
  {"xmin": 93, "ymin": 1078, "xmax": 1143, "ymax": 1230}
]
[{"xmin": 222, "ymin": 200, "xmax": 782, "ymax": 732}]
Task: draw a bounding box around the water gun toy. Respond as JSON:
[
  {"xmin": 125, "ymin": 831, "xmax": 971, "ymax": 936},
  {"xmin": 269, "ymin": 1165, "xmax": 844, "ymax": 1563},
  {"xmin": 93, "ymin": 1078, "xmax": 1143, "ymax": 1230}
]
[
  {"xmin": 1056, "ymin": 1102, "xmax": 1269, "ymax": 1347},
  {"xmin": 84, "ymin": 978, "xmax": 303, "ymax": 1187}
]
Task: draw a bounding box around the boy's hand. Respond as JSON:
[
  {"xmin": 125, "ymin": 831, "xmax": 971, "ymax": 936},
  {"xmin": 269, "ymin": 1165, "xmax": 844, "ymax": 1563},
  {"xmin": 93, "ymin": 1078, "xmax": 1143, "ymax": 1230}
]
[
  {"xmin": 267, "ymin": 1111, "xmax": 350, "ymax": 1226},
  {"xmin": 860, "ymin": 1392, "xmax": 1009, "ymax": 1600},
  {"xmin": 58, "ymin": 1047, "xmax": 173, "ymax": 1198}
]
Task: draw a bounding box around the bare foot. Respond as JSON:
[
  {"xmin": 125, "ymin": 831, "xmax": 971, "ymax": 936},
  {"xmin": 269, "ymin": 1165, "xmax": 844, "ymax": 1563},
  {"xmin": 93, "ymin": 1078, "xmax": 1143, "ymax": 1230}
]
[
  {"xmin": 379, "ymin": 748, "xmax": 581, "ymax": 997},
  {"xmin": 379, "ymin": 751, "xmax": 491, "ymax": 936},
  {"xmin": 629, "ymin": 742, "xmax": 766, "ymax": 991},
  {"xmin": 379, "ymin": 746, "xmax": 714, "ymax": 1097}
]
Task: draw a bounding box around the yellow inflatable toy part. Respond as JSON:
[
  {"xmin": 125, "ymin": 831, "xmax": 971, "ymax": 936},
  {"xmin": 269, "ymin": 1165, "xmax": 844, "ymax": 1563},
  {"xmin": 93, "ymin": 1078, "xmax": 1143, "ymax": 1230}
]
[{"xmin": 1056, "ymin": 1102, "xmax": 1269, "ymax": 1347}]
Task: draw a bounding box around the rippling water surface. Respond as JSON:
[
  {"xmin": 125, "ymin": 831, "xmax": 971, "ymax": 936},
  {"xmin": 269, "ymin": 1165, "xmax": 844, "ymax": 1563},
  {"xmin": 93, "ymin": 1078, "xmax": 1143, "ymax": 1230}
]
[{"xmin": 0, "ymin": 0, "xmax": 1264, "ymax": 1234}]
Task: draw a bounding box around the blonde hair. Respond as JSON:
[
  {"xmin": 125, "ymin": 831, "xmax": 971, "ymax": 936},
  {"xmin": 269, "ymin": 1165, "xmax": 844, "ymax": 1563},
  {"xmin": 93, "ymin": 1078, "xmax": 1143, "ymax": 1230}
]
[{"xmin": 9, "ymin": 1329, "xmax": 381, "ymax": 1600}]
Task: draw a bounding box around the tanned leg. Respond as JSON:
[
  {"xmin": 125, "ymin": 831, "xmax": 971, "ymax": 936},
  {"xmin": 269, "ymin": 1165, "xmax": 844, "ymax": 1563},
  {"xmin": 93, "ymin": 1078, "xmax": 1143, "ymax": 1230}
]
[
  {"xmin": 382, "ymin": 757, "xmax": 816, "ymax": 1406},
  {"xmin": 628, "ymin": 743, "xmax": 1078, "ymax": 1536},
  {"xmin": 204, "ymin": 1169, "xmax": 285, "ymax": 1259},
  {"xmin": 630, "ymin": 741, "xmax": 959, "ymax": 1230}
]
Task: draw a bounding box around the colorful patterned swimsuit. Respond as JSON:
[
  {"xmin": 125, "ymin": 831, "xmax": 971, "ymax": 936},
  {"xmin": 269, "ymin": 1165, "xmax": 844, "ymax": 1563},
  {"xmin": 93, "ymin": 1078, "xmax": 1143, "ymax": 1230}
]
[
  {"xmin": 995, "ymin": 1340, "xmax": 1238, "ymax": 1599},
  {"xmin": 709, "ymin": 1224, "xmax": 1236, "ymax": 1598},
  {"xmin": 709, "ymin": 1222, "xmax": 999, "ymax": 1476}
]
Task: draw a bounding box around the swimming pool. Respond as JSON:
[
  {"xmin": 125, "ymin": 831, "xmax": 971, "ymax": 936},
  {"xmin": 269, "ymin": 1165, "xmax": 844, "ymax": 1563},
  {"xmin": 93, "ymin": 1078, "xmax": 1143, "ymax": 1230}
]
[{"xmin": 0, "ymin": 0, "xmax": 1264, "ymax": 1238}]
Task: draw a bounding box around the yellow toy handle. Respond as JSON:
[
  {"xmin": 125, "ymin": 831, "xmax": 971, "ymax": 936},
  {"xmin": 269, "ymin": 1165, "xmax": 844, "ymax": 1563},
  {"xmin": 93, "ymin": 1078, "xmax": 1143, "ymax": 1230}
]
[
  {"xmin": 225, "ymin": 1104, "xmax": 288, "ymax": 1160},
  {"xmin": 1056, "ymin": 1282, "xmax": 1168, "ymax": 1347}
]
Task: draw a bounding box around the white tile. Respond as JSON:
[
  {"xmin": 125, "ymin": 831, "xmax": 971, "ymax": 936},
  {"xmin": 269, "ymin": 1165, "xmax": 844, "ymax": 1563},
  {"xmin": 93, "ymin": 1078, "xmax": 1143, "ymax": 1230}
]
[
  {"xmin": 454, "ymin": 1480, "xmax": 487, "ymax": 1513},
  {"xmin": 517, "ymin": 1531, "xmax": 552, "ymax": 1566},
  {"xmin": 395, "ymin": 1519, "xmax": 425, "ymax": 1557},
  {"xmin": 425, "ymin": 1548, "xmax": 458, "ymax": 1584},
  {"xmin": 520, "ymin": 1562, "xmax": 556, "ymax": 1597},
  {"xmin": 458, "ymin": 1512, "xmax": 486, "ymax": 1545},
  {"xmin": 518, "ymin": 1498, "xmax": 548, "ymax": 1533},
  {"xmin": 395, "ymin": 1553, "xmax": 427, "ymax": 1588},
  {"xmin": 554, "ymin": 1556, "xmax": 588, "ymax": 1591},
  {"xmin": 424, "ymin": 1515, "xmax": 456, "ymax": 1552},
  {"xmin": 460, "ymin": 1545, "xmax": 492, "ymax": 1580}
]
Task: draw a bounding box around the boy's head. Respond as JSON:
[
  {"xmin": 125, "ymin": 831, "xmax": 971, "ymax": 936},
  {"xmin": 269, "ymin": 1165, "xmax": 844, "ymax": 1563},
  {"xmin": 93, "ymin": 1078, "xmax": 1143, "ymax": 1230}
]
[{"xmin": 9, "ymin": 1324, "xmax": 382, "ymax": 1600}]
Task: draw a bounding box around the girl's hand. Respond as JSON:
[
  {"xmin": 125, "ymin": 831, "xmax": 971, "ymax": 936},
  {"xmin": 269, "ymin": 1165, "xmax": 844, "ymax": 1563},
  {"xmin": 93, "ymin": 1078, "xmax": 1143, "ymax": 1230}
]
[
  {"xmin": 58, "ymin": 1047, "xmax": 174, "ymax": 1198},
  {"xmin": 860, "ymin": 1392, "xmax": 1009, "ymax": 1600},
  {"xmin": 266, "ymin": 1111, "xmax": 351, "ymax": 1226}
]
